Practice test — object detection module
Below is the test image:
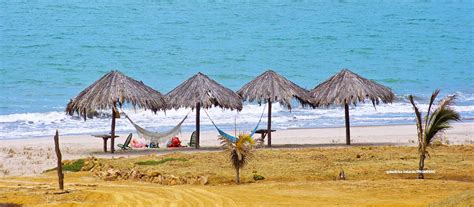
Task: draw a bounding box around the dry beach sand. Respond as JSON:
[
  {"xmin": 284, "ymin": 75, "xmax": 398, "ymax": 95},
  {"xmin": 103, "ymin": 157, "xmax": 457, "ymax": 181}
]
[
  {"xmin": 0, "ymin": 142, "xmax": 473, "ymax": 206},
  {"xmin": 0, "ymin": 123, "xmax": 473, "ymax": 206}
]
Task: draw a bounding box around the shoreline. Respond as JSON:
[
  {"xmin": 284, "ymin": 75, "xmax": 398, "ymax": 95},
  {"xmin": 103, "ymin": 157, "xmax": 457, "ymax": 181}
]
[
  {"xmin": 2, "ymin": 102, "xmax": 474, "ymax": 140},
  {"xmin": 3, "ymin": 120, "xmax": 474, "ymax": 141}
]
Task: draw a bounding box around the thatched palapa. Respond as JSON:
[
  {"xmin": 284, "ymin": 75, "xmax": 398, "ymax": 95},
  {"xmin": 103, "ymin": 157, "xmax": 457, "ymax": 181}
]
[
  {"xmin": 166, "ymin": 72, "xmax": 242, "ymax": 110},
  {"xmin": 66, "ymin": 70, "xmax": 167, "ymax": 153},
  {"xmin": 66, "ymin": 70, "xmax": 166, "ymax": 117},
  {"xmin": 238, "ymin": 70, "xmax": 313, "ymax": 109},
  {"xmin": 237, "ymin": 70, "xmax": 314, "ymax": 147},
  {"xmin": 311, "ymin": 69, "xmax": 394, "ymax": 107},
  {"xmin": 166, "ymin": 72, "xmax": 243, "ymax": 148},
  {"xmin": 310, "ymin": 69, "xmax": 395, "ymax": 145}
]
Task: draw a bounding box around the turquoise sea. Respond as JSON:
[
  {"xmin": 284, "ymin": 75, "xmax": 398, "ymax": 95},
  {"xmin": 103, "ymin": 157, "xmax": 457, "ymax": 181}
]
[{"xmin": 0, "ymin": 1, "xmax": 473, "ymax": 139}]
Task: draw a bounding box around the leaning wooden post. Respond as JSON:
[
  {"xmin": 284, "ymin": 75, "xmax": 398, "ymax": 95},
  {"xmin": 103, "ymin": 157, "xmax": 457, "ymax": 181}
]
[
  {"xmin": 54, "ymin": 130, "xmax": 64, "ymax": 191},
  {"xmin": 267, "ymin": 100, "xmax": 272, "ymax": 147},
  {"xmin": 111, "ymin": 107, "xmax": 116, "ymax": 153},
  {"xmin": 195, "ymin": 102, "xmax": 201, "ymax": 149},
  {"xmin": 344, "ymin": 102, "xmax": 351, "ymax": 145}
]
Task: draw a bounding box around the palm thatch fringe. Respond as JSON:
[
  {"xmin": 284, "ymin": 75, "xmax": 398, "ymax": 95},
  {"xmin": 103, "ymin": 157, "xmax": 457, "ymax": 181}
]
[
  {"xmin": 237, "ymin": 70, "xmax": 314, "ymax": 110},
  {"xmin": 66, "ymin": 70, "xmax": 167, "ymax": 119},
  {"xmin": 310, "ymin": 69, "xmax": 395, "ymax": 107},
  {"xmin": 165, "ymin": 72, "xmax": 243, "ymax": 111}
]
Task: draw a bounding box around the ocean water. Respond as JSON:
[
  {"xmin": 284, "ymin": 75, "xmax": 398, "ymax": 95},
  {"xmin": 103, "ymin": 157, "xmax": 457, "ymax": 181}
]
[{"xmin": 0, "ymin": 1, "xmax": 473, "ymax": 139}]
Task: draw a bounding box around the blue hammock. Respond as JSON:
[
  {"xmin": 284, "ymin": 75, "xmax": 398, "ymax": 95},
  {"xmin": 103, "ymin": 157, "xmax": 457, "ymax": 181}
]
[{"xmin": 204, "ymin": 105, "xmax": 266, "ymax": 143}]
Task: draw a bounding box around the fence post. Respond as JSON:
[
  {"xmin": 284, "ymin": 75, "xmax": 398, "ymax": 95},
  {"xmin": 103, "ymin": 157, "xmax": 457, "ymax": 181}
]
[{"xmin": 54, "ymin": 130, "xmax": 64, "ymax": 191}]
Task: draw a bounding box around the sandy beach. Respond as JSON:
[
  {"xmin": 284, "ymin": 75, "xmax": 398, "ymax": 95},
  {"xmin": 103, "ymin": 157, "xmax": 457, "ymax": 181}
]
[
  {"xmin": 1, "ymin": 122, "xmax": 472, "ymax": 177},
  {"xmin": 1, "ymin": 141, "xmax": 473, "ymax": 206}
]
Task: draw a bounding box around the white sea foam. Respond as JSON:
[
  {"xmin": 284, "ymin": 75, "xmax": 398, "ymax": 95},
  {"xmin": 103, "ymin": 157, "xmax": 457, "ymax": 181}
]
[{"xmin": 0, "ymin": 101, "xmax": 473, "ymax": 139}]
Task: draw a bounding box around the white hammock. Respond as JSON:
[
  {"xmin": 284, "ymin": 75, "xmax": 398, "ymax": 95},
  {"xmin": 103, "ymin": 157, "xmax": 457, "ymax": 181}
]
[{"xmin": 123, "ymin": 112, "xmax": 189, "ymax": 143}]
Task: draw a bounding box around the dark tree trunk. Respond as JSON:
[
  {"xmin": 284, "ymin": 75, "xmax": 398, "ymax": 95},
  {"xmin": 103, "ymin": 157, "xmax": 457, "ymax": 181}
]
[
  {"xmin": 418, "ymin": 153, "xmax": 425, "ymax": 179},
  {"xmin": 267, "ymin": 100, "xmax": 272, "ymax": 147},
  {"xmin": 111, "ymin": 108, "xmax": 116, "ymax": 153},
  {"xmin": 235, "ymin": 168, "xmax": 240, "ymax": 184},
  {"xmin": 344, "ymin": 103, "xmax": 351, "ymax": 145},
  {"xmin": 54, "ymin": 130, "xmax": 64, "ymax": 191},
  {"xmin": 195, "ymin": 102, "xmax": 200, "ymax": 149}
]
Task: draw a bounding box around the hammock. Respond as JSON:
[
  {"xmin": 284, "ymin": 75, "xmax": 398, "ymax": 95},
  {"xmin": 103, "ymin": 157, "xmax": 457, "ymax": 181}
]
[
  {"xmin": 123, "ymin": 111, "xmax": 189, "ymax": 143},
  {"xmin": 204, "ymin": 105, "xmax": 266, "ymax": 143}
]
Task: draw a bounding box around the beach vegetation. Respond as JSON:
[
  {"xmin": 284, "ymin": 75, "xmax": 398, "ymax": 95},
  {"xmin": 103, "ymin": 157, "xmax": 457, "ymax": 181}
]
[
  {"xmin": 135, "ymin": 157, "xmax": 188, "ymax": 166},
  {"xmin": 408, "ymin": 90, "xmax": 461, "ymax": 179},
  {"xmin": 219, "ymin": 133, "xmax": 255, "ymax": 184},
  {"xmin": 44, "ymin": 159, "xmax": 85, "ymax": 173},
  {"xmin": 253, "ymin": 172, "xmax": 265, "ymax": 181},
  {"xmin": 62, "ymin": 159, "xmax": 85, "ymax": 172}
]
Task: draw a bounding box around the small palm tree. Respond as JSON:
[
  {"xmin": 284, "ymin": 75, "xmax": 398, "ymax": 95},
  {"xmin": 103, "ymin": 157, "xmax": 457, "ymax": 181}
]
[
  {"xmin": 219, "ymin": 133, "xmax": 255, "ymax": 184},
  {"xmin": 408, "ymin": 90, "xmax": 460, "ymax": 179}
]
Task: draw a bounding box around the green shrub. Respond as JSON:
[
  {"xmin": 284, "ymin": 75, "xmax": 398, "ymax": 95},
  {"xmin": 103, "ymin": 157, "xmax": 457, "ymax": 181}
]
[
  {"xmin": 63, "ymin": 159, "xmax": 85, "ymax": 172},
  {"xmin": 135, "ymin": 157, "xmax": 188, "ymax": 166},
  {"xmin": 253, "ymin": 173, "xmax": 265, "ymax": 181},
  {"xmin": 44, "ymin": 159, "xmax": 85, "ymax": 173}
]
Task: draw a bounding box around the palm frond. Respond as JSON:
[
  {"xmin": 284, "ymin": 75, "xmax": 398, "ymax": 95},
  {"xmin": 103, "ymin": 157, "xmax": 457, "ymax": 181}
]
[
  {"xmin": 218, "ymin": 136, "xmax": 234, "ymax": 149},
  {"xmin": 236, "ymin": 133, "xmax": 255, "ymax": 150},
  {"xmin": 424, "ymin": 100, "xmax": 460, "ymax": 145},
  {"xmin": 409, "ymin": 95, "xmax": 424, "ymax": 151},
  {"xmin": 230, "ymin": 149, "xmax": 248, "ymax": 169},
  {"xmin": 424, "ymin": 89, "xmax": 440, "ymax": 127},
  {"xmin": 437, "ymin": 95, "xmax": 456, "ymax": 109},
  {"xmin": 219, "ymin": 133, "xmax": 255, "ymax": 172}
]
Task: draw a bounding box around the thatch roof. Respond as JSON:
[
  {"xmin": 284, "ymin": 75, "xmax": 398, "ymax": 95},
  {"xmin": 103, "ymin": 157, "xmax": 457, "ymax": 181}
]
[
  {"xmin": 310, "ymin": 69, "xmax": 395, "ymax": 107},
  {"xmin": 237, "ymin": 70, "xmax": 314, "ymax": 109},
  {"xmin": 166, "ymin": 72, "xmax": 243, "ymax": 111},
  {"xmin": 66, "ymin": 70, "xmax": 167, "ymax": 119}
]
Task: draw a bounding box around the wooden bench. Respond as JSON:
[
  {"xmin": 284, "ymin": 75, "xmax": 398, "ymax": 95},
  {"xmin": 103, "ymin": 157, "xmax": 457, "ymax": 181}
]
[
  {"xmin": 254, "ymin": 129, "xmax": 276, "ymax": 146},
  {"xmin": 92, "ymin": 134, "xmax": 119, "ymax": 152}
]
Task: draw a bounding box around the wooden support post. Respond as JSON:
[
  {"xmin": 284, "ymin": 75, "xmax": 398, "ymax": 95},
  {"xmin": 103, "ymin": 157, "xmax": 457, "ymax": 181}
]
[
  {"xmin": 344, "ymin": 103, "xmax": 351, "ymax": 145},
  {"xmin": 267, "ymin": 100, "xmax": 272, "ymax": 147},
  {"xmin": 103, "ymin": 138, "xmax": 107, "ymax": 152},
  {"xmin": 196, "ymin": 102, "xmax": 200, "ymax": 149},
  {"xmin": 54, "ymin": 130, "xmax": 64, "ymax": 191},
  {"xmin": 111, "ymin": 108, "xmax": 116, "ymax": 153}
]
